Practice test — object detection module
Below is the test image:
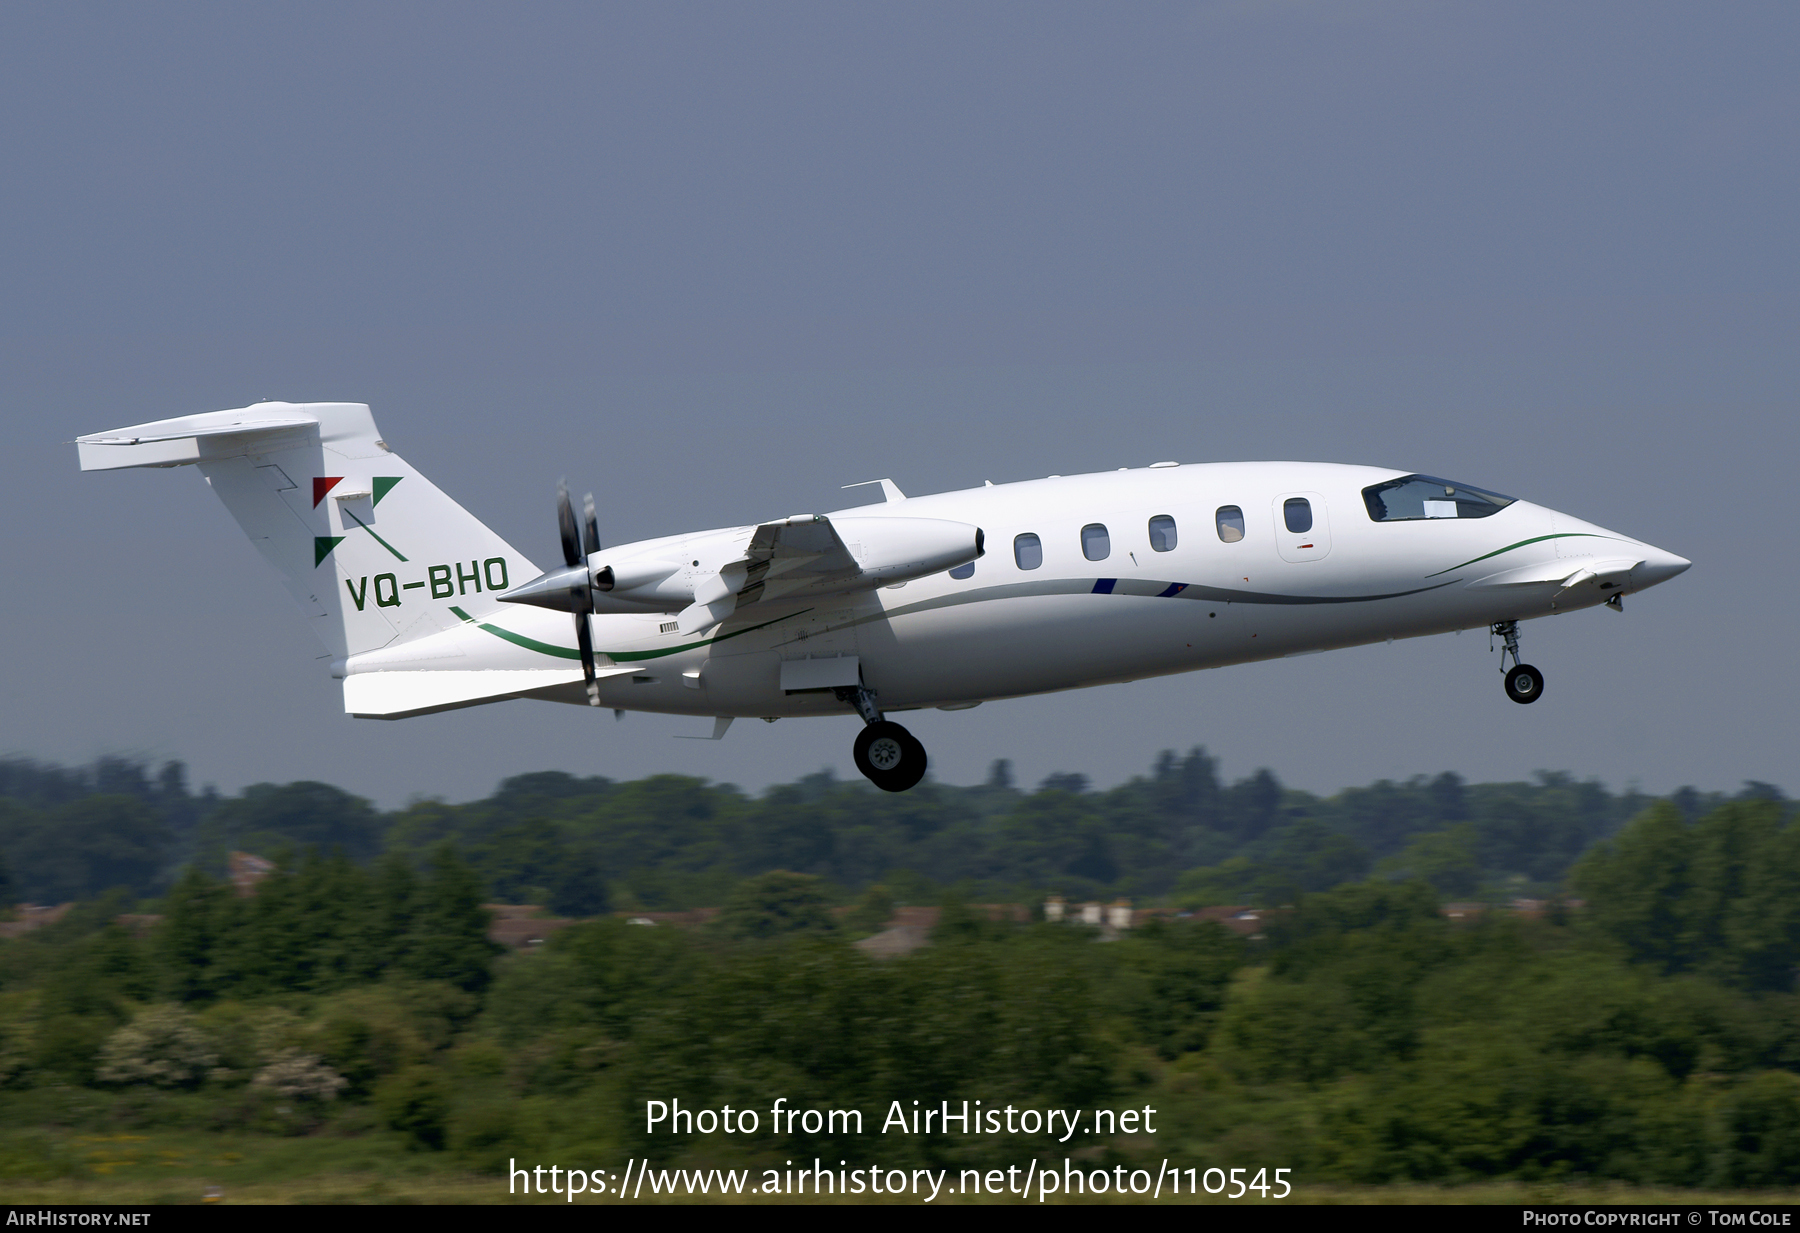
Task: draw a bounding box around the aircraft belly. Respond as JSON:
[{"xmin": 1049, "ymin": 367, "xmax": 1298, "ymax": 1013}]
[{"xmin": 862, "ymin": 591, "xmax": 1240, "ymax": 704}]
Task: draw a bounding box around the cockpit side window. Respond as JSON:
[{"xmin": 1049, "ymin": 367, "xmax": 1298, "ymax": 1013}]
[{"xmin": 1363, "ymin": 475, "xmax": 1516, "ymax": 522}]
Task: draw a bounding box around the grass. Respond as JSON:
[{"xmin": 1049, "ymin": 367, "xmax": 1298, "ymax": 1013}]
[{"xmin": 1, "ymin": 1128, "xmax": 1797, "ymax": 1205}]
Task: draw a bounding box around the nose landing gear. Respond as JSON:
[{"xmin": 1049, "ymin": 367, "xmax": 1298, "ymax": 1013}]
[
  {"xmin": 836, "ymin": 684, "xmax": 929, "ymax": 792},
  {"xmin": 1491, "ymin": 620, "xmax": 1544, "ymax": 705}
]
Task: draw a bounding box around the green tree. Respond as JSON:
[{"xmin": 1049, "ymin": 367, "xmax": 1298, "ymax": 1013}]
[
  {"xmin": 198, "ymin": 781, "xmax": 383, "ymax": 865},
  {"xmin": 404, "ymin": 844, "xmax": 498, "ymax": 992},
  {"xmin": 1120, "ymin": 918, "xmax": 1243, "ymax": 1057},
  {"xmin": 1718, "ymin": 1071, "xmax": 1800, "ymax": 1186},
  {"xmin": 158, "ymin": 864, "xmax": 228, "ymax": 1002},
  {"xmin": 12, "ymin": 796, "xmax": 169, "ymax": 902},
  {"xmin": 371, "ymin": 851, "xmax": 418, "ymax": 974},
  {"xmin": 1575, "ymin": 800, "xmax": 1800, "ymax": 989},
  {"xmin": 844, "ymin": 882, "xmax": 896, "ymax": 935},
  {"xmin": 1384, "ymin": 824, "xmax": 1482, "ymax": 898},
  {"xmin": 719, "ymin": 871, "xmax": 837, "ymax": 939},
  {"xmin": 1571, "ymin": 802, "xmax": 1694, "ymax": 973}
]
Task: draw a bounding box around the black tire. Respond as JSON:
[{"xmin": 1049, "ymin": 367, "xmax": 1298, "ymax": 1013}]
[
  {"xmin": 1505, "ymin": 663, "xmax": 1544, "ymax": 705},
  {"xmin": 853, "ymin": 721, "xmax": 928, "ymax": 792}
]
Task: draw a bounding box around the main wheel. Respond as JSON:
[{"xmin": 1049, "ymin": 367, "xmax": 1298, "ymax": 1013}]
[
  {"xmin": 1504, "ymin": 663, "xmax": 1544, "ymax": 705},
  {"xmin": 853, "ymin": 721, "xmax": 928, "ymax": 792}
]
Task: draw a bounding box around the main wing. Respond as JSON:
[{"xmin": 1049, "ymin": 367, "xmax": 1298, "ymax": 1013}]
[{"xmin": 677, "ymin": 514, "xmax": 980, "ymax": 634}]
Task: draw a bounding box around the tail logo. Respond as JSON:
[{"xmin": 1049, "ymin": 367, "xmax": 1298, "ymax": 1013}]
[
  {"xmin": 311, "ymin": 476, "xmax": 406, "ymax": 567},
  {"xmin": 313, "ymin": 476, "xmax": 402, "ymax": 508}
]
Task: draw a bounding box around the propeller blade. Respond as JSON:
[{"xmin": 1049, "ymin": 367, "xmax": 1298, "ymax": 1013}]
[
  {"xmin": 582, "ymin": 492, "xmax": 601, "ymax": 557},
  {"xmin": 575, "ymin": 611, "xmax": 600, "ymax": 706},
  {"xmin": 556, "ymin": 481, "xmax": 581, "ymax": 569},
  {"xmin": 555, "ymin": 480, "xmax": 601, "ymax": 704}
]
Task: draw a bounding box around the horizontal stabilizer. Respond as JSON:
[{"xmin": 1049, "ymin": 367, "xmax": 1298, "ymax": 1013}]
[
  {"xmin": 344, "ymin": 666, "xmax": 637, "ymax": 718},
  {"xmin": 76, "ymin": 404, "xmax": 375, "ymax": 471}
]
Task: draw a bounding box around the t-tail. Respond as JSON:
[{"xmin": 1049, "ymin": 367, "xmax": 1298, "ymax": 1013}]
[{"xmin": 77, "ymin": 403, "xmax": 556, "ymax": 714}]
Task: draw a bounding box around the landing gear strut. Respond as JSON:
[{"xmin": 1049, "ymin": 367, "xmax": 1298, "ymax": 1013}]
[
  {"xmin": 1491, "ymin": 620, "xmax": 1544, "ymax": 705},
  {"xmin": 835, "ymin": 684, "xmax": 928, "ymax": 792}
]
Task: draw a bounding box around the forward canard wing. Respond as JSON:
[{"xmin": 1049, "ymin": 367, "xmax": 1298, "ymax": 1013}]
[{"xmin": 1466, "ymin": 556, "xmax": 1645, "ymax": 590}]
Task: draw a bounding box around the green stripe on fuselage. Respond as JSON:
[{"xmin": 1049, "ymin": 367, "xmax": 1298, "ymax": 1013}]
[
  {"xmin": 448, "ymin": 606, "xmax": 806, "ymax": 663},
  {"xmin": 454, "ymin": 568, "xmax": 1468, "ymax": 668},
  {"xmin": 1425, "ymin": 533, "xmax": 1628, "ymax": 578}
]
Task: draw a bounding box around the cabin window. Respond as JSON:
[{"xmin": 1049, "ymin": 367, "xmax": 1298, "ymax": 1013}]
[
  {"xmin": 1362, "ymin": 474, "xmax": 1517, "ymax": 522},
  {"xmin": 949, "ymin": 561, "xmax": 974, "ymax": 580},
  {"xmin": 1216, "ymin": 506, "xmax": 1244, "ymax": 543},
  {"xmin": 1283, "ymin": 498, "xmax": 1313, "ymax": 534},
  {"xmin": 1014, "ymin": 533, "xmax": 1043, "ymax": 570},
  {"xmin": 1080, "ymin": 523, "xmax": 1110, "ymax": 561},
  {"xmin": 1148, "ymin": 515, "xmax": 1177, "ymax": 552}
]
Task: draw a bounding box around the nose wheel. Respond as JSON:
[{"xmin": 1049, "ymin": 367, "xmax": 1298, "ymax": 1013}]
[
  {"xmin": 837, "ymin": 685, "xmax": 929, "ymax": 792},
  {"xmin": 1492, "ymin": 620, "xmax": 1545, "ymax": 705}
]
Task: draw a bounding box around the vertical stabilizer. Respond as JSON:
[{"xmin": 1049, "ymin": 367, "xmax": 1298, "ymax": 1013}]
[{"xmin": 78, "ymin": 402, "xmax": 539, "ymax": 659}]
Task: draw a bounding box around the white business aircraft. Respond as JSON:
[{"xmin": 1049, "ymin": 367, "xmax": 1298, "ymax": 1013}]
[{"xmin": 78, "ymin": 402, "xmax": 1690, "ymax": 792}]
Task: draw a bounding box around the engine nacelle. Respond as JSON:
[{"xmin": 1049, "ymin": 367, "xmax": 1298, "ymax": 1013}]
[
  {"xmin": 503, "ymin": 517, "xmax": 984, "ymax": 618},
  {"xmin": 825, "ymin": 516, "xmax": 984, "ymax": 589},
  {"xmin": 593, "ymin": 557, "xmax": 682, "ymax": 593},
  {"xmin": 583, "ymin": 556, "xmax": 688, "ymax": 613}
]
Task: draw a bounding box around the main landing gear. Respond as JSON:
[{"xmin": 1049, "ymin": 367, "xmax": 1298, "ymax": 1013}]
[
  {"xmin": 836, "ymin": 684, "xmax": 928, "ymax": 793},
  {"xmin": 1491, "ymin": 620, "xmax": 1544, "ymax": 705}
]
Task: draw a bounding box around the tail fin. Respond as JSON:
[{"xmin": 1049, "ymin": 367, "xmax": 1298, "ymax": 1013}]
[{"xmin": 78, "ymin": 402, "xmax": 540, "ymax": 661}]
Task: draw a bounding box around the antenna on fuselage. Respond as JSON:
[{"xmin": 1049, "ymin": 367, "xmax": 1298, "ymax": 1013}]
[{"xmin": 841, "ymin": 478, "xmax": 906, "ymax": 503}]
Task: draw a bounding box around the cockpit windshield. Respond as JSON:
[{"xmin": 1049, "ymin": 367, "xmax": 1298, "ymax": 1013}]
[{"xmin": 1362, "ymin": 475, "xmax": 1516, "ymax": 522}]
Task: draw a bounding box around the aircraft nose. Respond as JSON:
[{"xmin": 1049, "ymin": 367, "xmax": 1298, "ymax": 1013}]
[{"xmin": 1634, "ymin": 546, "xmax": 1691, "ymax": 590}]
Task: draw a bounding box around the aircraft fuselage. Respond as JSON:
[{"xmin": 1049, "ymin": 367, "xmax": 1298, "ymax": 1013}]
[{"xmin": 478, "ymin": 460, "xmax": 1688, "ymax": 719}]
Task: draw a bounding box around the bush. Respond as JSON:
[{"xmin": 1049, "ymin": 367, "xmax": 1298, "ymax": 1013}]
[
  {"xmin": 96, "ymin": 1006, "xmax": 218, "ymax": 1089},
  {"xmin": 374, "ymin": 1064, "xmax": 452, "ymax": 1150},
  {"xmin": 1718, "ymin": 1070, "xmax": 1800, "ymax": 1187},
  {"xmin": 450, "ymin": 1101, "xmax": 519, "ymax": 1173},
  {"xmin": 252, "ymin": 1049, "xmax": 348, "ymax": 1102}
]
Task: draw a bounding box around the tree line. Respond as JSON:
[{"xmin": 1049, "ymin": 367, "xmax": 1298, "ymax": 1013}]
[{"xmin": 1, "ymin": 752, "xmax": 1786, "ymax": 913}]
